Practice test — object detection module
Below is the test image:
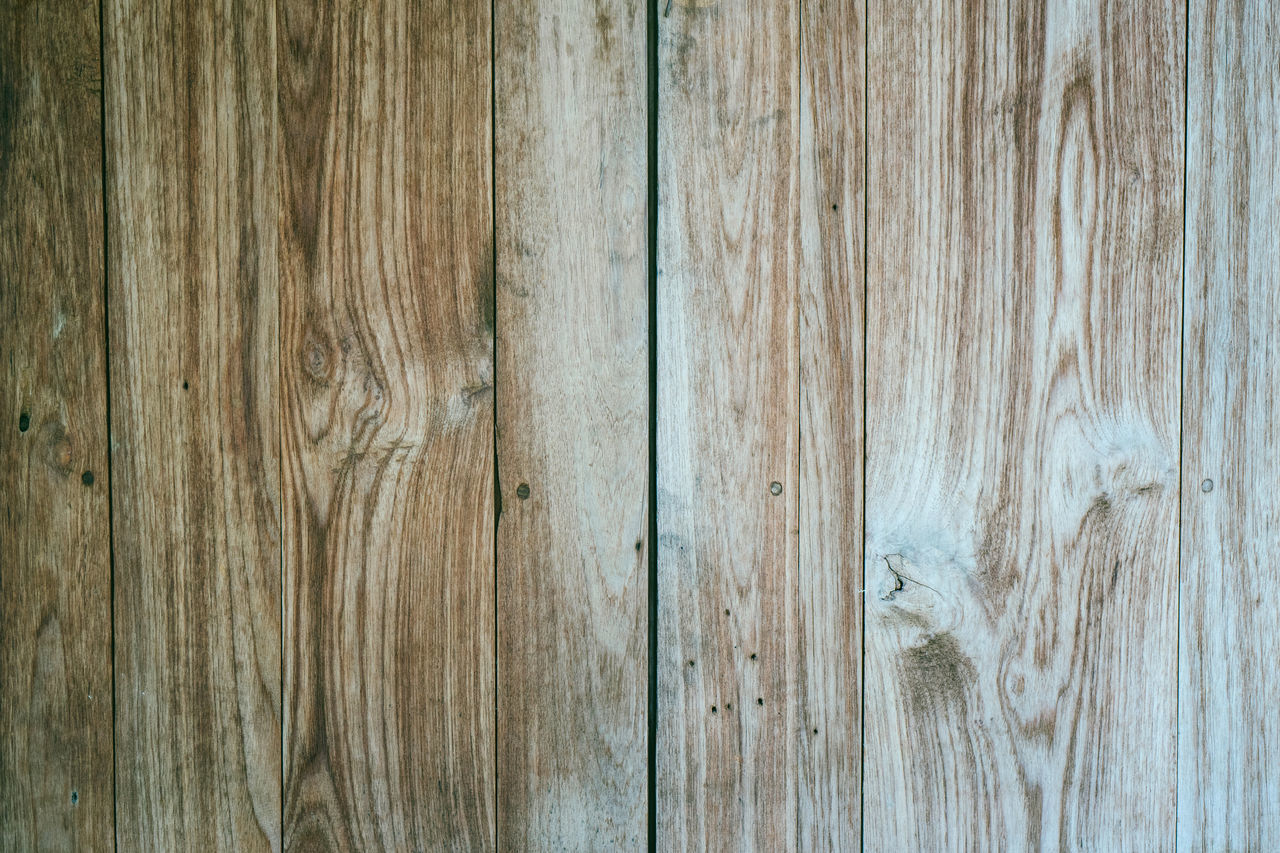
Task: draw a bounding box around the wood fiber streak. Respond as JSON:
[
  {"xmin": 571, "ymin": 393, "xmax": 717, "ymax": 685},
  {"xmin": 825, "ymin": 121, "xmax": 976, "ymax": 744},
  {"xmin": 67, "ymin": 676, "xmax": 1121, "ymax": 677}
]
[
  {"xmin": 0, "ymin": 1, "xmax": 113, "ymax": 848},
  {"xmin": 657, "ymin": 0, "xmax": 800, "ymax": 847},
  {"xmin": 495, "ymin": 0, "xmax": 648, "ymax": 848},
  {"xmin": 104, "ymin": 0, "xmax": 281, "ymax": 848},
  {"xmin": 1179, "ymin": 1, "xmax": 1280, "ymax": 848},
  {"xmin": 278, "ymin": 0, "xmax": 494, "ymax": 849},
  {"xmin": 866, "ymin": 1, "xmax": 1184, "ymax": 848},
  {"xmin": 798, "ymin": 0, "xmax": 864, "ymax": 847}
]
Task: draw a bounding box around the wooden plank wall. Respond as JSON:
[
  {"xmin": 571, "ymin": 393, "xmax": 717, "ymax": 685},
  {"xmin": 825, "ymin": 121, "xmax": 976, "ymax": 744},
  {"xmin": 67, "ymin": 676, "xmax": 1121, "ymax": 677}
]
[
  {"xmin": 1180, "ymin": 0, "xmax": 1280, "ymax": 849},
  {"xmin": 495, "ymin": 0, "xmax": 648, "ymax": 848},
  {"xmin": 2, "ymin": 0, "xmax": 1279, "ymax": 849},
  {"xmin": 865, "ymin": 1, "xmax": 1184, "ymax": 848},
  {"xmin": 1, "ymin": 2, "xmax": 113, "ymax": 849}
]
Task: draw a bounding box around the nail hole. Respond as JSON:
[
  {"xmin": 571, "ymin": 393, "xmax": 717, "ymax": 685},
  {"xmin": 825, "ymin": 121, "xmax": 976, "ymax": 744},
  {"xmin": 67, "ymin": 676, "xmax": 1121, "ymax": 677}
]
[
  {"xmin": 688, "ymin": 660, "xmax": 695, "ymax": 667},
  {"xmin": 813, "ymin": 728, "xmax": 819, "ymax": 735},
  {"xmin": 724, "ymin": 609, "xmax": 730, "ymax": 616},
  {"xmin": 182, "ymin": 381, "xmax": 189, "ymax": 390},
  {"xmin": 516, "ymin": 483, "xmax": 530, "ymax": 500},
  {"xmin": 831, "ymin": 203, "xmax": 839, "ymax": 211},
  {"xmin": 711, "ymin": 706, "xmax": 717, "ymax": 713},
  {"xmin": 770, "ymin": 481, "xmax": 782, "ymax": 496},
  {"xmin": 750, "ymin": 653, "xmax": 757, "ymax": 660},
  {"xmin": 81, "ymin": 471, "xmax": 94, "ymax": 486},
  {"xmin": 635, "ymin": 540, "xmax": 643, "ymax": 552},
  {"xmin": 726, "ymin": 703, "xmax": 733, "ymax": 710},
  {"xmin": 18, "ymin": 413, "xmax": 31, "ymax": 432},
  {"xmin": 70, "ymin": 790, "xmax": 78, "ymax": 805},
  {"xmin": 1201, "ymin": 478, "xmax": 1213, "ymax": 493},
  {"xmin": 757, "ymin": 697, "xmax": 763, "ymax": 705}
]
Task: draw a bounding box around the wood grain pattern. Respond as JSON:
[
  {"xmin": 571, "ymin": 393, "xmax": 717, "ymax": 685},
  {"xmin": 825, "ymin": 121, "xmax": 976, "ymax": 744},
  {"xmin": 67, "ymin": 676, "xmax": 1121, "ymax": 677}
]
[
  {"xmin": 494, "ymin": 0, "xmax": 648, "ymax": 848},
  {"xmin": 798, "ymin": 0, "xmax": 864, "ymax": 847},
  {"xmin": 1180, "ymin": 1, "xmax": 1280, "ymax": 848},
  {"xmin": 278, "ymin": 1, "xmax": 494, "ymax": 848},
  {"xmin": 104, "ymin": 0, "xmax": 281, "ymax": 848},
  {"xmin": 865, "ymin": 1, "xmax": 1184, "ymax": 848},
  {"xmin": 656, "ymin": 0, "xmax": 801, "ymax": 847},
  {"xmin": 0, "ymin": 1, "xmax": 113, "ymax": 847}
]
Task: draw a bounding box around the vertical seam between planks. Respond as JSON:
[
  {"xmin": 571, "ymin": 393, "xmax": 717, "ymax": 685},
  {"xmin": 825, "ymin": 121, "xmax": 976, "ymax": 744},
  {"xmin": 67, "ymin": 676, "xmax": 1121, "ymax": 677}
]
[
  {"xmin": 97, "ymin": 0, "xmax": 119, "ymax": 848},
  {"xmin": 859, "ymin": 0, "xmax": 869, "ymax": 848},
  {"xmin": 491, "ymin": 0, "xmax": 500, "ymax": 844},
  {"xmin": 274, "ymin": 3, "xmax": 284, "ymax": 843},
  {"xmin": 646, "ymin": 0, "xmax": 660, "ymax": 843},
  {"xmin": 1174, "ymin": 0, "xmax": 1190, "ymax": 847},
  {"xmin": 794, "ymin": 0, "xmax": 803, "ymax": 837}
]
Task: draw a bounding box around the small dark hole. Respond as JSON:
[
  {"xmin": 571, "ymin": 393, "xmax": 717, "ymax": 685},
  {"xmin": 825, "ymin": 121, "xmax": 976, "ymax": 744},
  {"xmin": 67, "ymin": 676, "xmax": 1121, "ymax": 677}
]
[
  {"xmin": 688, "ymin": 660, "xmax": 695, "ymax": 667},
  {"xmin": 757, "ymin": 698, "xmax": 763, "ymax": 705},
  {"xmin": 711, "ymin": 706, "xmax": 717, "ymax": 713},
  {"xmin": 70, "ymin": 790, "xmax": 78, "ymax": 805},
  {"xmin": 516, "ymin": 483, "xmax": 530, "ymax": 500},
  {"xmin": 813, "ymin": 728, "xmax": 819, "ymax": 735},
  {"xmin": 726, "ymin": 703, "xmax": 732, "ymax": 710},
  {"xmin": 724, "ymin": 609, "xmax": 730, "ymax": 616},
  {"xmin": 750, "ymin": 653, "xmax": 757, "ymax": 660},
  {"xmin": 182, "ymin": 381, "xmax": 189, "ymax": 390},
  {"xmin": 18, "ymin": 413, "xmax": 31, "ymax": 432},
  {"xmin": 832, "ymin": 203, "xmax": 839, "ymax": 211},
  {"xmin": 635, "ymin": 540, "xmax": 643, "ymax": 552},
  {"xmin": 81, "ymin": 471, "xmax": 94, "ymax": 486}
]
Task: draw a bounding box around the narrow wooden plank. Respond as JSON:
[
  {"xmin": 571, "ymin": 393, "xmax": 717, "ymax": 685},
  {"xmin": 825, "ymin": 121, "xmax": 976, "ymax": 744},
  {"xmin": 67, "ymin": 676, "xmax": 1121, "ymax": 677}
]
[
  {"xmin": 104, "ymin": 0, "xmax": 280, "ymax": 847},
  {"xmin": 278, "ymin": 1, "xmax": 494, "ymax": 848},
  {"xmin": 656, "ymin": 0, "xmax": 801, "ymax": 847},
  {"xmin": 865, "ymin": 1, "xmax": 1183, "ymax": 848},
  {"xmin": 0, "ymin": 1, "xmax": 113, "ymax": 847},
  {"xmin": 494, "ymin": 0, "xmax": 648, "ymax": 848},
  {"xmin": 1180, "ymin": 1, "xmax": 1280, "ymax": 847},
  {"xmin": 798, "ymin": 0, "xmax": 864, "ymax": 846}
]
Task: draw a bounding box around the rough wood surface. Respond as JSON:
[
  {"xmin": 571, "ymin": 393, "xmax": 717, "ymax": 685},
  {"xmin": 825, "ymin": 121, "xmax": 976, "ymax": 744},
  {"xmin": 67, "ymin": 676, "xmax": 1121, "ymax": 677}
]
[
  {"xmin": 656, "ymin": 0, "xmax": 802, "ymax": 847},
  {"xmin": 1180, "ymin": 1, "xmax": 1280, "ymax": 848},
  {"xmin": 0, "ymin": 1, "xmax": 113, "ymax": 848},
  {"xmin": 104, "ymin": 0, "xmax": 281, "ymax": 849},
  {"xmin": 494, "ymin": 0, "xmax": 648, "ymax": 848},
  {"xmin": 278, "ymin": 1, "xmax": 495, "ymax": 848},
  {"xmin": 798, "ymin": 0, "xmax": 864, "ymax": 846},
  {"xmin": 864, "ymin": 1, "xmax": 1184, "ymax": 848}
]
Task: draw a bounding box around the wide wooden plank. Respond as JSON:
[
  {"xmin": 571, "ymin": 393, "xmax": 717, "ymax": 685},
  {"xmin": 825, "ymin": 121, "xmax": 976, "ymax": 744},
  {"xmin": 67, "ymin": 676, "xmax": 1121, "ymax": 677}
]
[
  {"xmin": 865, "ymin": 1, "xmax": 1183, "ymax": 848},
  {"xmin": 656, "ymin": 0, "xmax": 801, "ymax": 847},
  {"xmin": 278, "ymin": 1, "xmax": 494, "ymax": 848},
  {"xmin": 798, "ymin": 0, "xmax": 864, "ymax": 846},
  {"xmin": 104, "ymin": 0, "xmax": 280, "ymax": 847},
  {"xmin": 0, "ymin": 1, "xmax": 113, "ymax": 847},
  {"xmin": 494, "ymin": 0, "xmax": 648, "ymax": 848},
  {"xmin": 1180, "ymin": 1, "xmax": 1280, "ymax": 847}
]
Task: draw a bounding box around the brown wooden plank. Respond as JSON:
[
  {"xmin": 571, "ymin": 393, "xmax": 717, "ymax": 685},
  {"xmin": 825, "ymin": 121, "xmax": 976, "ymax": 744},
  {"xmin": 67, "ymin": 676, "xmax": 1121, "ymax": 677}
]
[
  {"xmin": 798, "ymin": 0, "xmax": 864, "ymax": 846},
  {"xmin": 1180, "ymin": 0, "xmax": 1280, "ymax": 847},
  {"xmin": 494, "ymin": 0, "xmax": 648, "ymax": 848},
  {"xmin": 103, "ymin": 0, "xmax": 280, "ymax": 847},
  {"xmin": 864, "ymin": 1, "xmax": 1184, "ymax": 848},
  {"xmin": 278, "ymin": 1, "xmax": 495, "ymax": 848},
  {"xmin": 0, "ymin": 1, "xmax": 113, "ymax": 847},
  {"xmin": 656, "ymin": 0, "xmax": 801, "ymax": 846}
]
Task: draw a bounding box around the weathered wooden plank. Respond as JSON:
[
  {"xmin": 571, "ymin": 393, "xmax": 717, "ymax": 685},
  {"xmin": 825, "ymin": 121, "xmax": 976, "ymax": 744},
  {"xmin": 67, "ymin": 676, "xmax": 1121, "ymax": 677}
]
[
  {"xmin": 656, "ymin": 0, "xmax": 801, "ymax": 847},
  {"xmin": 494, "ymin": 0, "xmax": 648, "ymax": 848},
  {"xmin": 865, "ymin": 1, "xmax": 1183, "ymax": 848},
  {"xmin": 278, "ymin": 1, "xmax": 494, "ymax": 848},
  {"xmin": 104, "ymin": 0, "xmax": 281, "ymax": 848},
  {"xmin": 798, "ymin": 0, "xmax": 864, "ymax": 846},
  {"xmin": 1180, "ymin": 1, "xmax": 1280, "ymax": 847},
  {"xmin": 0, "ymin": 1, "xmax": 113, "ymax": 847}
]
